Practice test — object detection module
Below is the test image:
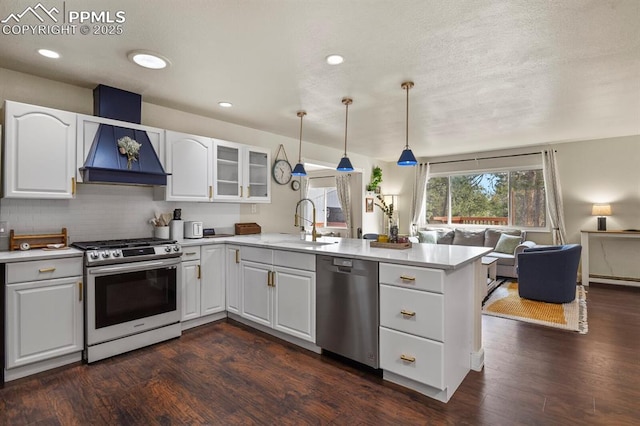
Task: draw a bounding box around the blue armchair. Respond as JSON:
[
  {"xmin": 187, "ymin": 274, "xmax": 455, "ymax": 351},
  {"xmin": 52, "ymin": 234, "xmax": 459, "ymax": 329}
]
[{"xmin": 517, "ymin": 244, "xmax": 582, "ymax": 303}]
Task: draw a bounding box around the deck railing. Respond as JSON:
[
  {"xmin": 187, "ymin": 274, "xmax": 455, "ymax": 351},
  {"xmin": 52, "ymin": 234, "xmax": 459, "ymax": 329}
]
[{"xmin": 429, "ymin": 216, "xmax": 509, "ymax": 226}]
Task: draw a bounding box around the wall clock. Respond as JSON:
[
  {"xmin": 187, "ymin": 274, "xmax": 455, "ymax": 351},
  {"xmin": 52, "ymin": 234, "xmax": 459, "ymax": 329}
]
[
  {"xmin": 291, "ymin": 179, "xmax": 301, "ymax": 191},
  {"xmin": 272, "ymin": 159, "xmax": 292, "ymax": 185}
]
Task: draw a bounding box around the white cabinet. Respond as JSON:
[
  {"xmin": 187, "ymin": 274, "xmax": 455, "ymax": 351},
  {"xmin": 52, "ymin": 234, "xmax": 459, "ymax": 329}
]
[
  {"xmin": 4, "ymin": 257, "xmax": 83, "ymax": 378},
  {"xmin": 3, "ymin": 101, "xmax": 77, "ymax": 199},
  {"xmin": 213, "ymin": 139, "xmax": 271, "ymax": 203},
  {"xmin": 164, "ymin": 131, "xmax": 213, "ymax": 201},
  {"xmin": 200, "ymin": 245, "xmax": 226, "ymax": 316},
  {"xmin": 378, "ymin": 262, "xmax": 474, "ymax": 403},
  {"xmin": 226, "ymin": 245, "xmax": 242, "ymax": 314},
  {"xmin": 180, "ymin": 245, "xmax": 226, "ymax": 326},
  {"xmin": 239, "ymin": 247, "xmax": 315, "ymax": 342}
]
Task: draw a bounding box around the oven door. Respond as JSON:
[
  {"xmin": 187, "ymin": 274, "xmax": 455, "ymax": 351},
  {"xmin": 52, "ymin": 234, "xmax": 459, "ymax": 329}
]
[{"xmin": 86, "ymin": 257, "xmax": 181, "ymax": 346}]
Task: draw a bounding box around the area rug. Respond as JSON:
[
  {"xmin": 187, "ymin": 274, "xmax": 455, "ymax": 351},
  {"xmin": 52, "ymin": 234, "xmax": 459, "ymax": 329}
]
[{"xmin": 482, "ymin": 281, "xmax": 588, "ymax": 334}]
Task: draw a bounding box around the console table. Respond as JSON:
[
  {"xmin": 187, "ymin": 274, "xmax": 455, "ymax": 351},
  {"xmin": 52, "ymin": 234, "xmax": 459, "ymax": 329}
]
[{"xmin": 580, "ymin": 230, "xmax": 640, "ymax": 287}]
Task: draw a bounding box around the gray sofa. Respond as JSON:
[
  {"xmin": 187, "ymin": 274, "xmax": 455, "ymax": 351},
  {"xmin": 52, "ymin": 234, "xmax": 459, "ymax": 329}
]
[{"xmin": 412, "ymin": 228, "xmax": 536, "ymax": 278}]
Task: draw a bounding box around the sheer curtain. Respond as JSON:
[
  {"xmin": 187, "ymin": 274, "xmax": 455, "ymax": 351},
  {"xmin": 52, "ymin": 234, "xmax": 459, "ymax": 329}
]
[
  {"xmin": 335, "ymin": 174, "xmax": 352, "ymax": 238},
  {"xmin": 542, "ymin": 150, "xmax": 567, "ymax": 245},
  {"xmin": 410, "ymin": 163, "xmax": 430, "ymax": 235}
]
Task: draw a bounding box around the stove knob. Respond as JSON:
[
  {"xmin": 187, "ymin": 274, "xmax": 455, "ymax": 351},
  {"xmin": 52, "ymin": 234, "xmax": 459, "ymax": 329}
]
[
  {"xmin": 90, "ymin": 251, "xmax": 99, "ymax": 260},
  {"xmin": 164, "ymin": 246, "xmax": 172, "ymax": 253},
  {"xmin": 113, "ymin": 250, "xmax": 121, "ymax": 257},
  {"xmin": 101, "ymin": 251, "xmax": 110, "ymax": 258},
  {"xmin": 173, "ymin": 245, "xmax": 181, "ymax": 252}
]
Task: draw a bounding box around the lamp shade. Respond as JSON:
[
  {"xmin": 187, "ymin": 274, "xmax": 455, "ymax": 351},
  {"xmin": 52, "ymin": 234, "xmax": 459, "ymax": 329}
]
[
  {"xmin": 337, "ymin": 156, "xmax": 354, "ymax": 172},
  {"xmin": 591, "ymin": 204, "xmax": 611, "ymax": 216},
  {"xmin": 397, "ymin": 148, "xmax": 418, "ymax": 166},
  {"xmin": 292, "ymin": 162, "xmax": 307, "ymax": 176}
]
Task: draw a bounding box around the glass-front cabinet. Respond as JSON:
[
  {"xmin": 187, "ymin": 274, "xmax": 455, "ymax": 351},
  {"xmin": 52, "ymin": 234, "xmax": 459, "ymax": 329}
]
[{"xmin": 213, "ymin": 139, "xmax": 270, "ymax": 203}]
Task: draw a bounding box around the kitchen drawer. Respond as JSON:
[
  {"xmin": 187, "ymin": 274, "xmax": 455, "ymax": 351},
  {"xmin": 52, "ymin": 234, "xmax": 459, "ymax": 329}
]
[
  {"xmin": 273, "ymin": 250, "xmax": 315, "ymax": 271},
  {"xmin": 380, "ymin": 284, "xmax": 444, "ymax": 341},
  {"xmin": 181, "ymin": 246, "xmax": 201, "ymax": 261},
  {"xmin": 379, "ymin": 263, "xmax": 443, "ymax": 293},
  {"xmin": 380, "ymin": 326, "xmax": 444, "ymax": 390},
  {"xmin": 241, "ymin": 246, "xmax": 273, "ymax": 264},
  {"xmin": 7, "ymin": 257, "xmax": 82, "ymax": 284}
]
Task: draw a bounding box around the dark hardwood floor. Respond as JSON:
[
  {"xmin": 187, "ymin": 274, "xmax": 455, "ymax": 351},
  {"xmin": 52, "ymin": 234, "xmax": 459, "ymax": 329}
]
[{"xmin": 1, "ymin": 283, "xmax": 638, "ymax": 425}]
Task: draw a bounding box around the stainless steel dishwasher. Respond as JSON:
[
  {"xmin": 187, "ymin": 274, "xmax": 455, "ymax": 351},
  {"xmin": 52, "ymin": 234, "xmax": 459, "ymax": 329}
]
[{"xmin": 316, "ymin": 255, "xmax": 379, "ymax": 368}]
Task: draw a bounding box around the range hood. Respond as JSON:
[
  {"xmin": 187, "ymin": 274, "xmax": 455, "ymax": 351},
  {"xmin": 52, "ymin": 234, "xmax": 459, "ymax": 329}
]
[{"xmin": 79, "ymin": 85, "xmax": 168, "ymax": 186}]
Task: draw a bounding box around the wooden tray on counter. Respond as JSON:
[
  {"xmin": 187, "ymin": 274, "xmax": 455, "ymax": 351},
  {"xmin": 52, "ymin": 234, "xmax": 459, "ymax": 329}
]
[
  {"xmin": 235, "ymin": 222, "xmax": 262, "ymax": 235},
  {"xmin": 9, "ymin": 228, "xmax": 68, "ymax": 251},
  {"xmin": 369, "ymin": 241, "xmax": 412, "ymax": 250}
]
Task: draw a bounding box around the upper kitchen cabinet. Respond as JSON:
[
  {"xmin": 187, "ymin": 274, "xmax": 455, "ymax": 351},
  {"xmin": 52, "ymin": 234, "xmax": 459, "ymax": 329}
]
[
  {"xmin": 163, "ymin": 130, "xmax": 213, "ymax": 202},
  {"xmin": 213, "ymin": 139, "xmax": 270, "ymax": 203},
  {"xmin": 3, "ymin": 101, "xmax": 77, "ymax": 199}
]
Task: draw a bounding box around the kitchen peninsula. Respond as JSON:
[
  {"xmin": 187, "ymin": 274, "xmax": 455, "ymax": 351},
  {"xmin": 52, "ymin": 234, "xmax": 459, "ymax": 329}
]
[{"xmin": 182, "ymin": 234, "xmax": 492, "ymax": 402}]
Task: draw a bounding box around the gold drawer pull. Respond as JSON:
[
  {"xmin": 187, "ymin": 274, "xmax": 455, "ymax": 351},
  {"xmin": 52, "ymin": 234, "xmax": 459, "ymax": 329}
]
[
  {"xmin": 197, "ymin": 265, "xmax": 201, "ymax": 279},
  {"xmin": 209, "ymin": 185, "xmax": 213, "ymax": 199},
  {"xmin": 235, "ymin": 249, "xmax": 240, "ymax": 264},
  {"xmin": 400, "ymin": 309, "xmax": 416, "ymax": 317},
  {"xmin": 400, "ymin": 275, "xmax": 416, "ymax": 282},
  {"xmin": 400, "ymin": 354, "xmax": 416, "ymax": 363},
  {"xmin": 78, "ymin": 281, "xmax": 83, "ymax": 302},
  {"xmin": 39, "ymin": 267, "xmax": 56, "ymax": 273},
  {"xmin": 185, "ymin": 252, "xmax": 197, "ymax": 256}
]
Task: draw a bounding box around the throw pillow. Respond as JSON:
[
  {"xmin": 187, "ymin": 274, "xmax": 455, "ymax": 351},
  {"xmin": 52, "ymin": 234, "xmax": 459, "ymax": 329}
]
[
  {"xmin": 494, "ymin": 233, "xmax": 522, "ymax": 254},
  {"xmin": 452, "ymin": 229, "xmax": 485, "ymax": 246},
  {"xmin": 484, "ymin": 229, "xmax": 523, "ymax": 248},
  {"xmin": 418, "ymin": 230, "xmax": 438, "ymax": 244}
]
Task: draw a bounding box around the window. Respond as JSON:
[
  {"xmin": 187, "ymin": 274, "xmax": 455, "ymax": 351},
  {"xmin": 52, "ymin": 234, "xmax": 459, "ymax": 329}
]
[
  {"xmin": 426, "ymin": 169, "xmax": 546, "ymax": 228},
  {"xmin": 305, "ymin": 186, "xmax": 347, "ymax": 229}
]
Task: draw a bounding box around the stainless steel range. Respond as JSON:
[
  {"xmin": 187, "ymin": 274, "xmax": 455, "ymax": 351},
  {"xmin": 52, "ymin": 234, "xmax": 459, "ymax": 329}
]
[{"xmin": 71, "ymin": 238, "xmax": 182, "ymax": 363}]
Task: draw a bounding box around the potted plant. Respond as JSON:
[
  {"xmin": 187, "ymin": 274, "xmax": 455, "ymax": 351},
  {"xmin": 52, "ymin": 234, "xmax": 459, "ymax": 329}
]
[{"xmin": 367, "ymin": 166, "xmax": 382, "ymax": 193}]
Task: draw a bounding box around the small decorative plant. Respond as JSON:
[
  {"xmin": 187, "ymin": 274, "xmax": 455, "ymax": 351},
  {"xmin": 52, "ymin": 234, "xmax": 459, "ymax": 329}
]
[
  {"xmin": 367, "ymin": 166, "xmax": 382, "ymax": 192},
  {"xmin": 117, "ymin": 136, "xmax": 141, "ymax": 169},
  {"xmin": 375, "ymin": 194, "xmax": 394, "ymax": 220}
]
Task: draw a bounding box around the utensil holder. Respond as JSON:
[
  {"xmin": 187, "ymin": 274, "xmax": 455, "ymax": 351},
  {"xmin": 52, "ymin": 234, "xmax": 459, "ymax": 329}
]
[{"xmin": 154, "ymin": 226, "xmax": 170, "ymax": 239}]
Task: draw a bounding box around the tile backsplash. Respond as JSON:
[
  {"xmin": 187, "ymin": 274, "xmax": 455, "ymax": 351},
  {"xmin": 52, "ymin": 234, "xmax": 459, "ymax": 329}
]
[{"xmin": 0, "ymin": 183, "xmax": 240, "ymax": 248}]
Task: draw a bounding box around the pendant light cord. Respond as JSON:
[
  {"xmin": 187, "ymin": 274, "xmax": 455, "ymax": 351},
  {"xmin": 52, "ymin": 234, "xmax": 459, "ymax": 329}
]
[
  {"xmin": 405, "ymin": 83, "xmax": 409, "ymax": 149},
  {"xmin": 342, "ymin": 98, "xmax": 352, "ymax": 156},
  {"xmin": 297, "ymin": 111, "xmax": 305, "ymax": 162}
]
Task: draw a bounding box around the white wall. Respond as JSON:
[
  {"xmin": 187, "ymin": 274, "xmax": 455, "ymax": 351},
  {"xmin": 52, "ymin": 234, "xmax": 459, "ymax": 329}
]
[{"xmin": 0, "ymin": 67, "xmax": 379, "ymax": 243}]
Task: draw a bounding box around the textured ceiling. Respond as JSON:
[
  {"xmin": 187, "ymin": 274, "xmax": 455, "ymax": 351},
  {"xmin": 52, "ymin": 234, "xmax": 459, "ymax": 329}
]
[{"xmin": 0, "ymin": 0, "xmax": 638, "ymax": 161}]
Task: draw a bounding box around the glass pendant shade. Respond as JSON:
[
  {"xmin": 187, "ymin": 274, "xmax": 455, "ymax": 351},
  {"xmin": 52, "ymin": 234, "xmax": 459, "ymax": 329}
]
[
  {"xmin": 293, "ymin": 111, "xmax": 307, "ymax": 176},
  {"xmin": 337, "ymin": 97, "xmax": 354, "ymax": 172},
  {"xmin": 337, "ymin": 156, "xmax": 354, "ymax": 171},
  {"xmin": 397, "ymin": 81, "xmax": 418, "ymax": 167},
  {"xmin": 292, "ymin": 162, "xmax": 307, "ymax": 176},
  {"xmin": 397, "ymin": 148, "xmax": 418, "ymax": 166}
]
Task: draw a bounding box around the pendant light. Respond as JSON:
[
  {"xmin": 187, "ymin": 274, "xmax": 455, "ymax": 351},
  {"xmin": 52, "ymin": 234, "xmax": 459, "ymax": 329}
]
[
  {"xmin": 397, "ymin": 81, "xmax": 418, "ymax": 166},
  {"xmin": 292, "ymin": 111, "xmax": 307, "ymax": 176},
  {"xmin": 337, "ymin": 97, "xmax": 354, "ymax": 171}
]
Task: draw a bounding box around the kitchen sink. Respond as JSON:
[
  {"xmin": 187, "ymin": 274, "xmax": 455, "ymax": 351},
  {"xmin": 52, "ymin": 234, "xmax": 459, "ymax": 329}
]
[{"xmin": 284, "ymin": 240, "xmax": 336, "ymax": 246}]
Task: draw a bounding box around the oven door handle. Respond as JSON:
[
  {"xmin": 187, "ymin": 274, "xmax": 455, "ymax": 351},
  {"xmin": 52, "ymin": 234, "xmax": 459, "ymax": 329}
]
[{"xmin": 88, "ymin": 260, "xmax": 179, "ymax": 275}]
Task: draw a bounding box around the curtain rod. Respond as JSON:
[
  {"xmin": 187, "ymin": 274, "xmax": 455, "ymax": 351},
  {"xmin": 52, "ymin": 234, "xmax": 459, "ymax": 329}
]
[{"xmin": 423, "ymin": 151, "xmax": 549, "ymax": 166}]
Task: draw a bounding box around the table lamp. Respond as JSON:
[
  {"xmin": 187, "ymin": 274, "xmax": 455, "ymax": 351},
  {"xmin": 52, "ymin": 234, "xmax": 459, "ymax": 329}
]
[{"xmin": 591, "ymin": 204, "xmax": 611, "ymax": 231}]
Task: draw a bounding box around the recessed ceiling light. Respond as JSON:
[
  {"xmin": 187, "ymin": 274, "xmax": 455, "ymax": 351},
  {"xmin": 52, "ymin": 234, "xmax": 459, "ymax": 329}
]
[
  {"xmin": 38, "ymin": 49, "xmax": 60, "ymax": 59},
  {"xmin": 326, "ymin": 54, "xmax": 344, "ymax": 65},
  {"xmin": 127, "ymin": 50, "xmax": 170, "ymax": 70},
  {"xmin": 218, "ymin": 102, "xmax": 233, "ymax": 108}
]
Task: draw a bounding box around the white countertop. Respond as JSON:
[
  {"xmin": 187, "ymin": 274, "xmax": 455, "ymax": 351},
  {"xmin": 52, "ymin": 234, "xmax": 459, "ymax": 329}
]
[
  {"xmin": 178, "ymin": 233, "xmax": 491, "ymax": 270},
  {"xmin": 0, "ymin": 247, "xmax": 84, "ymax": 263},
  {"xmin": 0, "ymin": 234, "xmax": 491, "ymax": 269}
]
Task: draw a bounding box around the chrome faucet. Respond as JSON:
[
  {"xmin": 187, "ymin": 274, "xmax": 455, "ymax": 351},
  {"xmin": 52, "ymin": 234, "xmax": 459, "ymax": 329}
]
[{"xmin": 294, "ymin": 198, "xmax": 318, "ymax": 241}]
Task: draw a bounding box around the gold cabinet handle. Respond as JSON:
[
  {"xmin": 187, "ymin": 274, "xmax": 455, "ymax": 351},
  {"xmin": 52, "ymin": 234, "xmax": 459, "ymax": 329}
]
[
  {"xmin": 400, "ymin": 354, "xmax": 416, "ymax": 363},
  {"xmin": 247, "ymin": 185, "xmax": 250, "ymax": 198},
  {"xmin": 39, "ymin": 267, "xmax": 56, "ymax": 273},
  {"xmin": 267, "ymin": 270, "xmax": 271, "ymax": 287},
  {"xmin": 209, "ymin": 185, "xmax": 213, "ymax": 199},
  {"xmin": 185, "ymin": 252, "xmax": 197, "ymax": 256},
  {"xmin": 71, "ymin": 177, "xmax": 76, "ymax": 195},
  {"xmin": 197, "ymin": 265, "xmax": 201, "ymax": 280},
  {"xmin": 400, "ymin": 275, "xmax": 416, "ymax": 282},
  {"xmin": 235, "ymin": 249, "xmax": 240, "ymax": 264},
  {"xmin": 240, "ymin": 186, "xmax": 243, "ymax": 198},
  {"xmin": 78, "ymin": 281, "xmax": 83, "ymax": 302},
  {"xmin": 271, "ymin": 270, "xmax": 275, "ymax": 287},
  {"xmin": 400, "ymin": 309, "xmax": 416, "ymax": 317}
]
